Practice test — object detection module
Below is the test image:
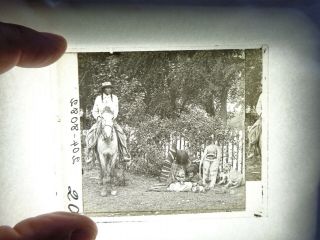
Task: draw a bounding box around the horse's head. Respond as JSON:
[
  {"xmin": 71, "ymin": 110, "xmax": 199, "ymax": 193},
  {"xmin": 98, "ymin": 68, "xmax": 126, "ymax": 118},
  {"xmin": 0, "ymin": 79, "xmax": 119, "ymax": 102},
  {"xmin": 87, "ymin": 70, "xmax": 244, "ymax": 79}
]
[{"xmin": 100, "ymin": 112, "xmax": 114, "ymax": 140}]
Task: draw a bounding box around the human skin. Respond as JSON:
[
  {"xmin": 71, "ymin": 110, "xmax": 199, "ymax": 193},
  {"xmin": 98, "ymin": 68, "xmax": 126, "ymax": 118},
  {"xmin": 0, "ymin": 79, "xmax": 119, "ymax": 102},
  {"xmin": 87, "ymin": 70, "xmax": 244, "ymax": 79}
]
[
  {"xmin": 0, "ymin": 212, "xmax": 98, "ymax": 240},
  {"xmin": 0, "ymin": 21, "xmax": 97, "ymax": 240},
  {"xmin": 0, "ymin": 21, "xmax": 67, "ymax": 74},
  {"xmin": 104, "ymin": 87, "xmax": 112, "ymax": 95}
]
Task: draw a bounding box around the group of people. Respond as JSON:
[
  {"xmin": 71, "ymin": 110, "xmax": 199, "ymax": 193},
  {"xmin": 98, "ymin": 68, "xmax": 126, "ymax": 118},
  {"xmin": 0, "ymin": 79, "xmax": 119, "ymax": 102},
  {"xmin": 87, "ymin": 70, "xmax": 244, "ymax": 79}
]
[
  {"xmin": 83, "ymin": 82, "xmax": 230, "ymax": 195},
  {"xmin": 85, "ymin": 81, "xmax": 253, "ymax": 195},
  {"xmin": 150, "ymin": 139, "xmax": 223, "ymax": 193},
  {"xmin": 164, "ymin": 136, "xmax": 247, "ymax": 192}
]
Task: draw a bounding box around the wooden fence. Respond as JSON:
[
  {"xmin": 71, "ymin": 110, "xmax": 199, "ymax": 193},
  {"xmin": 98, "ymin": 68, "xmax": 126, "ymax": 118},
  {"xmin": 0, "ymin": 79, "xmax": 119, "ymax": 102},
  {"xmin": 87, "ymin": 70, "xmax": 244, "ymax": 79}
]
[{"xmin": 162, "ymin": 131, "xmax": 244, "ymax": 173}]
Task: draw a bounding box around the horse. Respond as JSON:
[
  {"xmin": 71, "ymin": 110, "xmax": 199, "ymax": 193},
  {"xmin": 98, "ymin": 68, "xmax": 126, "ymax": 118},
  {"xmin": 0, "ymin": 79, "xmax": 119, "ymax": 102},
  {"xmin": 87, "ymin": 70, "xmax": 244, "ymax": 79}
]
[
  {"xmin": 96, "ymin": 111, "xmax": 119, "ymax": 197},
  {"xmin": 248, "ymin": 116, "xmax": 262, "ymax": 159}
]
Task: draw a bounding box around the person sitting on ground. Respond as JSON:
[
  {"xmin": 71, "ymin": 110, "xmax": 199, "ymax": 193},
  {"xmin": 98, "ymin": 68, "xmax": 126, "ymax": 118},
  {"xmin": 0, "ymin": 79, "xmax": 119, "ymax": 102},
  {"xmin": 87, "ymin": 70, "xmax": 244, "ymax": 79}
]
[
  {"xmin": 186, "ymin": 164, "xmax": 201, "ymax": 183},
  {"xmin": 148, "ymin": 167, "xmax": 192, "ymax": 192},
  {"xmin": 167, "ymin": 168, "xmax": 193, "ymax": 192}
]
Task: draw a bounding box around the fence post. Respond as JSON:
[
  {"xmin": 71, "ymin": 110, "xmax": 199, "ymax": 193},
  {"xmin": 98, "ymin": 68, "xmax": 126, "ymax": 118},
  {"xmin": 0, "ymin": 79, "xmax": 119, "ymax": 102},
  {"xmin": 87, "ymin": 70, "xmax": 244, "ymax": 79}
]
[
  {"xmin": 183, "ymin": 137, "xmax": 186, "ymax": 150},
  {"xmin": 221, "ymin": 142, "xmax": 224, "ymax": 170},
  {"xmin": 226, "ymin": 141, "xmax": 229, "ymax": 164},
  {"xmin": 236, "ymin": 134, "xmax": 239, "ymax": 171},
  {"xmin": 241, "ymin": 134, "xmax": 244, "ymax": 174}
]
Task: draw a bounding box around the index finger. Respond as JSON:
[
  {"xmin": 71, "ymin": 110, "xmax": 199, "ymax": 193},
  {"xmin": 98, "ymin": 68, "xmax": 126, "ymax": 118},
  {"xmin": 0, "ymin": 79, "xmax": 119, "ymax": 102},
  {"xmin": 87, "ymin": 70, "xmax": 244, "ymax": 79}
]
[{"xmin": 0, "ymin": 22, "xmax": 67, "ymax": 74}]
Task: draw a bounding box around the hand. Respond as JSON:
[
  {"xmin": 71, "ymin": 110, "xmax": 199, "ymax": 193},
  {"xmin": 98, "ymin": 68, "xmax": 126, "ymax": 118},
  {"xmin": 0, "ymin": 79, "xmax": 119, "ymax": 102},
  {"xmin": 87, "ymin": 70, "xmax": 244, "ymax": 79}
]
[
  {"xmin": 0, "ymin": 21, "xmax": 67, "ymax": 74},
  {"xmin": 0, "ymin": 23, "xmax": 97, "ymax": 240},
  {"xmin": 0, "ymin": 212, "xmax": 97, "ymax": 240}
]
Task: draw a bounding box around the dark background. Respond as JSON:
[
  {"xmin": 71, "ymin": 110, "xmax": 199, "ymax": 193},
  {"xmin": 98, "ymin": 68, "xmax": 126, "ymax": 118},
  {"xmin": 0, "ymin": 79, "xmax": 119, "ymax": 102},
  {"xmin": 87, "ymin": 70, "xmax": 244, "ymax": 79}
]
[{"xmin": 29, "ymin": 0, "xmax": 320, "ymax": 29}]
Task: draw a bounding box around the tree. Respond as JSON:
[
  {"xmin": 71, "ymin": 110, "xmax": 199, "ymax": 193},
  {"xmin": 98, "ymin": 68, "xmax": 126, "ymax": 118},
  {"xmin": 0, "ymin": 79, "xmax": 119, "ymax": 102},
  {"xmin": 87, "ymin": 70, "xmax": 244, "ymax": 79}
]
[
  {"xmin": 78, "ymin": 49, "xmax": 256, "ymax": 176},
  {"xmin": 245, "ymin": 49, "xmax": 263, "ymax": 110}
]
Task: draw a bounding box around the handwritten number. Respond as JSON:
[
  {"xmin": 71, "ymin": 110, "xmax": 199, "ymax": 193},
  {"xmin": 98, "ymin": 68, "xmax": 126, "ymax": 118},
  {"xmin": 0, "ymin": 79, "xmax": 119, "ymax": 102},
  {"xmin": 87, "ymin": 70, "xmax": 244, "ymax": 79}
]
[
  {"xmin": 71, "ymin": 124, "xmax": 79, "ymax": 131},
  {"xmin": 68, "ymin": 204, "xmax": 79, "ymax": 213},
  {"xmin": 72, "ymin": 156, "xmax": 80, "ymax": 164},
  {"xmin": 71, "ymin": 140, "xmax": 79, "ymax": 147},
  {"xmin": 67, "ymin": 99, "xmax": 80, "ymax": 213},
  {"xmin": 70, "ymin": 98, "xmax": 78, "ymax": 107},
  {"xmin": 71, "ymin": 108, "xmax": 78, "ymax": 114},
  {"xmin": 71, "ymin": 117, "xmax": 78, "ymax": 123},
  {"xmin": 67, "ymin": 186, "xmax": 79, "ymax": 212},
  {"xmin": 67, "ymin": 186, "xmax": 79, "ymax": 200},
  {"xmin": 73, "ymin": 148, "xmax": 79, "ymax": 154}
]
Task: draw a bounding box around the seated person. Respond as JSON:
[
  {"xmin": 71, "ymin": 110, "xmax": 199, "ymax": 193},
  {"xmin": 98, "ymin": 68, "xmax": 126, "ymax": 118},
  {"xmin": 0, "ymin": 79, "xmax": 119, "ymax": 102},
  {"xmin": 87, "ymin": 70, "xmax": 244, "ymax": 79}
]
[
  {"xmin": 148, "ymin": 167, "xmax": 206, "ymax": 193},
  {"xmin": 217, "ymin": 163, "xmax": 244, "ymax": 189},
  {"xmin": 191, "ymin": 184, "xmax": 206, "ymax": 193},
  {"xmin": 167, "ymin": 168, "xmax": 193, "ymax": 192},
  {"xmin": 186, "ymin": 165, "xmax": 207, "ymax": 193},
  {"xmin": 186, "ymin": 164, "xmax": 201, "ymax": 183}
]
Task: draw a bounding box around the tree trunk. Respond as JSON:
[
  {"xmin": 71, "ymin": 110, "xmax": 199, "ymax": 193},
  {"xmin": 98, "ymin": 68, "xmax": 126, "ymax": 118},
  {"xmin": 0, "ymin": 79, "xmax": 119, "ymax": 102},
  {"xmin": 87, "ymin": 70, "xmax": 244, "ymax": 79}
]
[
  {"xmin": 205, "ymin": 91, "xmax": 216, "ymax": 117},
  {"xmin": 219, "ymin": 88, "xmax": 228, "ymax": 125}
]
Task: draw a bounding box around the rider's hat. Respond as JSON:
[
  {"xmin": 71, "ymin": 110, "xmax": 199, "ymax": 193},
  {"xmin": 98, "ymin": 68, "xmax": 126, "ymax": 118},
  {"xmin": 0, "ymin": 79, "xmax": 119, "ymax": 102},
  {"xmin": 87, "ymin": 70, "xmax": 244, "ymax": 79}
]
[{"xmin": 101, "ymin": 81, "xmax": 113, "ymax": 89}]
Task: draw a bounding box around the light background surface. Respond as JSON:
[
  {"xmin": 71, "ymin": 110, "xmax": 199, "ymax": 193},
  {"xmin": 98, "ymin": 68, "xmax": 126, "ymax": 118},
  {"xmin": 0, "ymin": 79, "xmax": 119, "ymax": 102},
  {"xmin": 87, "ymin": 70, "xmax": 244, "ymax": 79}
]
[{"xmin": 0, "ymin": 2, "xmax": 320, "ymax": 240}]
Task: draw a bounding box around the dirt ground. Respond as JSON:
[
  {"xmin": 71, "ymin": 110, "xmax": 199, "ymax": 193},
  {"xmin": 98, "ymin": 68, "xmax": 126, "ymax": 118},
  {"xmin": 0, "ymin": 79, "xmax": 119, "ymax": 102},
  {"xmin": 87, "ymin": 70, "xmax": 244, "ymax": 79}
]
[{"xmin": 82, "ymin": 166, "xmax": 246, "ymax": 217}]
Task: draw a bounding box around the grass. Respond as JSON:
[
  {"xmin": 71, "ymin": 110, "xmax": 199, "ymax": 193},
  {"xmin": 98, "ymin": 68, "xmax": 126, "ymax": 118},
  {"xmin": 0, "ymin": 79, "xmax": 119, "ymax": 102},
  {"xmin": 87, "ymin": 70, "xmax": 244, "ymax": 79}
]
[{"xmin": 82, "ymin": 166, "xmax": 245, "ymax": 217}]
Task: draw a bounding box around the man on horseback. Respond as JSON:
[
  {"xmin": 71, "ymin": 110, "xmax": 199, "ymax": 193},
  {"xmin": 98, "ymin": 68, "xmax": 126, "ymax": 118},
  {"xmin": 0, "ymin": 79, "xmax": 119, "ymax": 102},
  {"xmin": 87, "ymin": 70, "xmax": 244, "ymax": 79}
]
[{"xmin": 86, "ymin": 81, "xmax": 131, "ymax": 164}]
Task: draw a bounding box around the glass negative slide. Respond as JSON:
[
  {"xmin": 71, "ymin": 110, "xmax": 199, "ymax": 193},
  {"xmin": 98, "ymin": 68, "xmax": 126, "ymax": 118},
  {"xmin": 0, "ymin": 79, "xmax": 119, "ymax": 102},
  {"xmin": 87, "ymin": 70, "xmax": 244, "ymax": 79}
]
[{"xmin": 58, "ymin": 47, "xmax": 267, "ymax": 220}]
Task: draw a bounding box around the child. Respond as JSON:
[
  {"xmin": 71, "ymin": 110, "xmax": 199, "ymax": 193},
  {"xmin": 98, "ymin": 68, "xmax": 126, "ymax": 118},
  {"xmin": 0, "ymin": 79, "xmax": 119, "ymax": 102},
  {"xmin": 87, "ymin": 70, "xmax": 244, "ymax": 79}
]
[
  {"xmin": 186, "ymin": 164, "xmax": 201, "ymax": 183},
  {"xmin": 167, "ymin": 168, "xmax": 193, "ymax": 192}
]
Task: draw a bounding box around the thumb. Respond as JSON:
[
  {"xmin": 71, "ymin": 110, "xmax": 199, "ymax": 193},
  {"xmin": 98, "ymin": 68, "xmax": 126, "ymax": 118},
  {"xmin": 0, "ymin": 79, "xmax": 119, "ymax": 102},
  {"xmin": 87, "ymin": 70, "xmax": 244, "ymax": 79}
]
[{"xmin": 0, "ymin": 212, "xmax": 97, "ymax": 240}]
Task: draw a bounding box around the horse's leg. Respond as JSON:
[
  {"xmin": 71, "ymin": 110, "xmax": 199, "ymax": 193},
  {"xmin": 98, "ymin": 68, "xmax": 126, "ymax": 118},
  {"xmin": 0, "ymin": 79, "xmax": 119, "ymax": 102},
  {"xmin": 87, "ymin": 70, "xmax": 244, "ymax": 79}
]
[
  {"xmin": 92, "ymin": 147, "xmax": 97, "ymax": 167},
  {"xmin": 258, "ymin": 132, "xmax": 262, "ymax": 157},
  {"xmin": 94, "ymin": 145, "xmax": 103, "ymax": 185},
  {"xmin": 109, "ymin": 152, "xmax": 118, "ymax": 194},
  {"xmin": 121, "ymin": 164, "xmax": 126, "ymax": 186},
  {"xmin": 99, "ymin": 150, "xmax": 109, "ymax": 197}
]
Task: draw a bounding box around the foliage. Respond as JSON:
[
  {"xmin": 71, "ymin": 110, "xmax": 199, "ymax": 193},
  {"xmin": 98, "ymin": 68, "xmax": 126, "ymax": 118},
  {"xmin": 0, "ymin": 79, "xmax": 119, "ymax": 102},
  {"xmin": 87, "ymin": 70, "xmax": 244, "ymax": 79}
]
[
  {"xmin": 78, "ymin": 49, "xmax": 262, "ymax": 176},
  {"xmin": 245, "ymin": 49, "xmax": 263, "ymax": 109}
]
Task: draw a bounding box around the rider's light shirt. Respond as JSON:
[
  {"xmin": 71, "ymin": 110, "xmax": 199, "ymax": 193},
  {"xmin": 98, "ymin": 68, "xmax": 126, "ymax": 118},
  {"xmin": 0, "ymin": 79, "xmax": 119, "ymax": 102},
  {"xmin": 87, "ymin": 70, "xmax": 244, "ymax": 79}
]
[{"xmin": 92, "ymin": 94, "xmax": 119, "ymax": 120}]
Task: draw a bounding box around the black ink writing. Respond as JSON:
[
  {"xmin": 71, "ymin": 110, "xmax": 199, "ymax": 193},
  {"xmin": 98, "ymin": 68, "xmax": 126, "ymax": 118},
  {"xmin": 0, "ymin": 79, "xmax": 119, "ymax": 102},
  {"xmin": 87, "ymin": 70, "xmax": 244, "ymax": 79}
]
[
  {"xmin": 69, "ymin": 98, "xmax": 81, "ymax": 165},
  {"xmin": 70, "ymin": 98, "xmax": 78, "ymax": 107},
  {"xmin": 67, "ymin": 186, "xmax": 79, "ymax": 213},
  {"xmin": 66, "ymin": 98, "xmax": 81, "ymax": 213}
]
